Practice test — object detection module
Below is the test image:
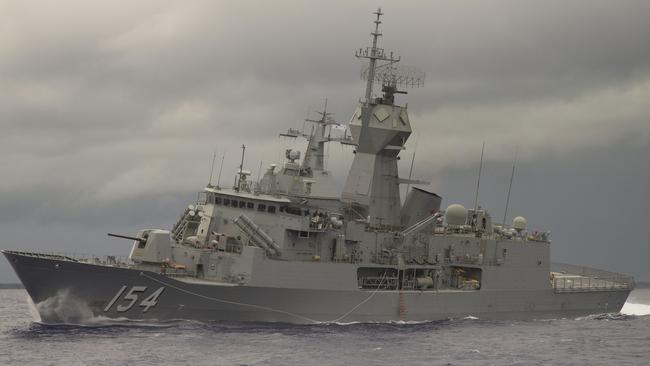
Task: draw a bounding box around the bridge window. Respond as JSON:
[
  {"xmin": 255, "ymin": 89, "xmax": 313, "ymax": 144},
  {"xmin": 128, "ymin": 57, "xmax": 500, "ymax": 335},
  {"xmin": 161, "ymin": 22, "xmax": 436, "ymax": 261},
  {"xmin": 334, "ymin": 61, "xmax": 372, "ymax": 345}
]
[
  {"xmin": 223, "ymin": 198, "xmax": 230, "ymax": 206},
  {"xmin": 215, "ymin": 196, "xmax": 222, "ymax": 205},
  {"xmin": 239, "ymin": 201, "xmax": 246, "ymax": 208},
  {"xmin": 231, "ymin": 200, "xmax": 238, "ymax": 207},
  {"xmin": 268, "ymin": 205, "xmax": 276, "ymax": 214},
  {"xmin": 257, "ymin": 204, "xmax": 266, "ymax": 212},
  {"xmin": 247, "ymin": 202, "xmax": 255, "ymax": 209}
]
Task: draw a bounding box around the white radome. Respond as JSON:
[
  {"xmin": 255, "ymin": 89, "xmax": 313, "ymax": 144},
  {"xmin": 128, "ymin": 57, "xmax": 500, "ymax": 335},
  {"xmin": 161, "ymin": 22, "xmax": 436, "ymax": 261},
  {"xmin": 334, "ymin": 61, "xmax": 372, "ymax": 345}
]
[
  {"xmin": 445, "ymin": 204, "xmax": 468, "ymax": 226},
  {"xmin": 513, "ymin": 216, "xmax": 527, "ymax": 231}
]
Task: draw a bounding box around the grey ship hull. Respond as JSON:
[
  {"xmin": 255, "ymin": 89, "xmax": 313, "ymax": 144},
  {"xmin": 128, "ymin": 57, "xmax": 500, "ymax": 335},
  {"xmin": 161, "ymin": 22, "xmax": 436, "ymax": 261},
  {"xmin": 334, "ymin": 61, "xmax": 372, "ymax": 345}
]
[{"xmin": 4, "ymin": 251, "xmax": 631, "ymax": 324}]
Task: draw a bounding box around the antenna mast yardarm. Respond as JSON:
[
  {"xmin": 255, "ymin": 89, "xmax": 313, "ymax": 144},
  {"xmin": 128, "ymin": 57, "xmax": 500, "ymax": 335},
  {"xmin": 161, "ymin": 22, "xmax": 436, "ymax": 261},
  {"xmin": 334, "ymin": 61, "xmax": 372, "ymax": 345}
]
[{"xmin": 355, "ymin": 8, "xmax": 400, "ymax": 103}]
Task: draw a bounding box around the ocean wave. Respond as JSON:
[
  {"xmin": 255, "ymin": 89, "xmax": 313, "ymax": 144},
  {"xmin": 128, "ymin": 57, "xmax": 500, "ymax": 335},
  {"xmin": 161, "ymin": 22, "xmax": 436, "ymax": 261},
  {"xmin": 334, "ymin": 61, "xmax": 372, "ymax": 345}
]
[
  {"xmin": 31, "ymin": 290, "xmax": 181, "ymax": 327},
  {"xmin": 576, "ymin": 313, "xmax": 633, "ymax": 321},
  {"xmin": 329, "ymin": 319, "xmax": 438, "ymax": 326}
]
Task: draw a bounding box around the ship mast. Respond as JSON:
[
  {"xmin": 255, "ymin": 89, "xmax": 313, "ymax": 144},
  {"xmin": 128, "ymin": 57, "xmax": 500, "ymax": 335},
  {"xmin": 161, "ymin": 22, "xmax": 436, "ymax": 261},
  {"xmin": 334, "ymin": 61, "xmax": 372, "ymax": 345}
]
[
  {"xmin": 342, "ymin": 9, "xmax": 425, "ymax": 228},
  {"xmin": 359, "ymin": 9, "xmax": 396, "ymax": 102},
  {"xmin": 280, "ymin": 99, "xmax": 354, "ymax": 176},
  {"xmin": 234, "ymin": 144, "xmax": 246, "ymax": 192},
  {"xmin": 301, "ymin": 99, "xmax": 331, "ymax": 172}
]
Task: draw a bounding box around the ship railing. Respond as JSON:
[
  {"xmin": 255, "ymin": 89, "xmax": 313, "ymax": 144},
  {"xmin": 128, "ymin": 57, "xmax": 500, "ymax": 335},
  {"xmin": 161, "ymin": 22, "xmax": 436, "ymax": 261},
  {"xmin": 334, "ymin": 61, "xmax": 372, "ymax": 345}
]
[
  {"xmin": 55, "ymin": 252, "xmax": 133, "ymax": 267},
  {"xmin": 451, "ymin": 256, "xmax": 484, "ymax": 266},
  {"xmin": 551, "ymin": 262, "xmax": 634, "ymax": 293},
  {"xmin": 358, "ymin": 276, "xmax": 398, "ymax": 290},
  {"xmin": 551, "ymin": 263, "xmax": 629, "ymax": 278},
  {"xmin": 333, "ymin": 255, "xmax": 363, "ymax": 264},
  {"xmin": 11, "ymin": 250, "xmax": 133, "ymax": 267},
  {"xmin": 430, "ymin": 227, "xmax": 498, "ymax": 240},
  {"xmin": 552, "ymin": 276, "xmax": 634, "ymax": 293},
  {"xmin": 370, "ymin": 255, "xmax": 398, "ymax": 265},
  {"xmin": 163, "ymin": 269, "xmax": 195, "ymax": 278},
  {"xmin": 402, "ymin": 279, "xmax": 419, "ymax": 290},
  {"xmin": 4, "ymin": 250, "xmax": 76, "ymax": 262},
  {"xmin": 428, "ymin": 225, "xmax": 551, "ymax": 244},
  {"xmin": 365, "ymin": 223, "xmax": 403, "ymax": 233}
]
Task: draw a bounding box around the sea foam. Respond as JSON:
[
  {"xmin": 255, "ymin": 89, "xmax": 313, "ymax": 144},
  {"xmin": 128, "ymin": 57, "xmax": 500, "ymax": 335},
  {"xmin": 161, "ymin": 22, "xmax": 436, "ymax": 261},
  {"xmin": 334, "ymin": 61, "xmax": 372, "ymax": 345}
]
[{"xmin": 620, "ymin": 302, "xmax": 650, "ymax": 316}]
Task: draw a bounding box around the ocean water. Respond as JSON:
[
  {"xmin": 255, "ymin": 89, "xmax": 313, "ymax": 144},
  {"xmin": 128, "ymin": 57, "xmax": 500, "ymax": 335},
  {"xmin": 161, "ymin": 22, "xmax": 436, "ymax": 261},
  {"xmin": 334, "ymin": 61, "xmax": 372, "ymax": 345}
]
[{"xmin": 1, "ymin": 289, "xmax": 649, "ymax": 366}]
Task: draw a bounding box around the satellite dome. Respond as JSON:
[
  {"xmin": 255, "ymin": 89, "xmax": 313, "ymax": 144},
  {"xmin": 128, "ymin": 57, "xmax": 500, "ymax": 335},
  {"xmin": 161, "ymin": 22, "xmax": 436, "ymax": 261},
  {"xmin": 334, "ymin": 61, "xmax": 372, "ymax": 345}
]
[
  {"xmin": 445, "ymin": 204, "xmax": 468, "ymax": 226},
  {"xmin": 513, "ymin": 216, "xmax": 527, "ymax": 231}
]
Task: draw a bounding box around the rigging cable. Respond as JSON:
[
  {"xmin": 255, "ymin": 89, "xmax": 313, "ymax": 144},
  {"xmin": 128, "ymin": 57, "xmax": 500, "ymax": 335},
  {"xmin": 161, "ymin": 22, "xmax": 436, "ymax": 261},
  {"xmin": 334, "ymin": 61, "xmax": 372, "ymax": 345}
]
[{"xmin": 140, "ymin": 269, "xmax": 387, "ymax": 324}]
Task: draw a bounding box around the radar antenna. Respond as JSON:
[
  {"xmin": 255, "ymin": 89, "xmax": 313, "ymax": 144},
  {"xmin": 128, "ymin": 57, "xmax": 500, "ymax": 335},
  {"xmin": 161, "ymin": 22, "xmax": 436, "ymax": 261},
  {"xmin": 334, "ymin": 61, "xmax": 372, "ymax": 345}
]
[{"xmin": 356, "ymin": 8, "xmax": 425, "ymax": 105}]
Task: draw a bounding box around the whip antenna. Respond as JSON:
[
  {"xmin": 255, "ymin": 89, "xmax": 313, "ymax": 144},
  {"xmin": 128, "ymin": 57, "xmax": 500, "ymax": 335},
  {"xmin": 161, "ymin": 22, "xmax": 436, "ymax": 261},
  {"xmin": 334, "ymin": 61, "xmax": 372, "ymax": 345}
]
[
  {"xmin": 208, "ymin": 151, "xmax": 217, "ymax": 187},
  {"xmin": 473, "ymin": 141, "xmax": 485, "ymax": 214},
  {"xmin": 502, "ymin": 149, "xmax": 518, "ymax": 227},
  {"xmin": 216, "ymin": 153, "xmax": 225, "ymax": 189}
]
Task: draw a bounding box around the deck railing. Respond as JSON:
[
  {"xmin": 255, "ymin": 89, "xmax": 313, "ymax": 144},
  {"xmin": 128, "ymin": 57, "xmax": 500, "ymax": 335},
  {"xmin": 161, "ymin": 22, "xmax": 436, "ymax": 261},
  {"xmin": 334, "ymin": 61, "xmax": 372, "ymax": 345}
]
[
  {"xmin": 553, "ymin": 276, "xmax": 634, "ymax": 293},
  {"xmin": 551, "ymin": 262, "xmax": 635, "ymax": 293},
  {"xmin": 6, "ymin": 250, "xmax": 133, "ymax": 267},
  {"xmin": 358, "ymin": 276, "xmax": 398, "ymax": 290}
]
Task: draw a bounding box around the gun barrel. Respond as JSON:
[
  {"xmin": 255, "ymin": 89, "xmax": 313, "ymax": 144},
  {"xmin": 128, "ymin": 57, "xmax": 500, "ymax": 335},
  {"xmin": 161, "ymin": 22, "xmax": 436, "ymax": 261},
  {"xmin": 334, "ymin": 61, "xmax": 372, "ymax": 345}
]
[{"xmin": 107, "ymin": 233, "xmax": 146, "ymax": 243}]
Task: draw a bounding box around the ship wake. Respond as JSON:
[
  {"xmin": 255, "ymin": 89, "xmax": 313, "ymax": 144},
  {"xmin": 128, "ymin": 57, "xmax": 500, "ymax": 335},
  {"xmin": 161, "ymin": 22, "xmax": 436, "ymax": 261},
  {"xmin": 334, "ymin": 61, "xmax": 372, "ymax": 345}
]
[
  {"xmin": 620, "ymin": 302, "xmax": 650, "ymax": 316},
  {"xmin": 33, "ymin": 289, "xmax": 118, "ymax": 325}
]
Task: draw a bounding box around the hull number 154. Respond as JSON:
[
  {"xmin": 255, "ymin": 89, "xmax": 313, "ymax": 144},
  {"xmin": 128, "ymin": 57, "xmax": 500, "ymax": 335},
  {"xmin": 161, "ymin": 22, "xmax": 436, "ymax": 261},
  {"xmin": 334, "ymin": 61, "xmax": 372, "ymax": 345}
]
[{"xmin": 104, "ymin": 286, "xmax": 165, "ymax": 313}]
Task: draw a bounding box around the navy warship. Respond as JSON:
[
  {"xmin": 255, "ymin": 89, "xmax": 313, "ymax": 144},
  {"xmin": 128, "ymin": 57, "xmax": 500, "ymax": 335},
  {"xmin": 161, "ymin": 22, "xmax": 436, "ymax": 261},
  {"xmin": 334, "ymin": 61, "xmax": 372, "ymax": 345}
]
[{"xmin": 3, "ymin": 9, "xmax": 634, "ymax": 324}]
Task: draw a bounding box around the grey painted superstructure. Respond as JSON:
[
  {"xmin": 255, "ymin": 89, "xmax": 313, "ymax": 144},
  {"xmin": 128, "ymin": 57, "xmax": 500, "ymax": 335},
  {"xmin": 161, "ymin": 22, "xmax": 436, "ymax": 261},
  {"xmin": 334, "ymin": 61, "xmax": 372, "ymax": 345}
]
[{"xmin": 3, "ymin": 9, "xmax": 634, "ymax": 324}]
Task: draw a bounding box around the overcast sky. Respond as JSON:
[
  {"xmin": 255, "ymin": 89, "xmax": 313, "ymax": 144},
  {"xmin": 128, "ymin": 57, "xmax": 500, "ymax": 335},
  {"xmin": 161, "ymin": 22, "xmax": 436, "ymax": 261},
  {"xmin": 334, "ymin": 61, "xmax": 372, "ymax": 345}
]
[{"xmin": 1, "ymin": 0, "xmax": 649, "ymax": 282}]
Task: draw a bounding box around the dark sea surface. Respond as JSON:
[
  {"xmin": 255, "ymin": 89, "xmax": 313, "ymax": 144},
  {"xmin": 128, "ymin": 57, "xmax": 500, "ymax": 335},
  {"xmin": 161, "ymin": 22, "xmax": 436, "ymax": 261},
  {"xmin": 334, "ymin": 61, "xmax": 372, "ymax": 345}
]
[{"xmin": 1, "ymin": 289, "xmax": 649, "ymax": 366}]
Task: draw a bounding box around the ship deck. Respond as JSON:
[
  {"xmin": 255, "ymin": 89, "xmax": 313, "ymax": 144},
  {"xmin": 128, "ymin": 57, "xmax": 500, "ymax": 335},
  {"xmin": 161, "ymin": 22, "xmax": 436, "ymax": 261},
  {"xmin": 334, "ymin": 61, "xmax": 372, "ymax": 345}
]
[
  {"xmin": 3, "ymin": 250, "xmax": 636, "ymax": 295},
  {"xmin": 551, "ymin": 263, "xmax": 634, "ymax": 293}
]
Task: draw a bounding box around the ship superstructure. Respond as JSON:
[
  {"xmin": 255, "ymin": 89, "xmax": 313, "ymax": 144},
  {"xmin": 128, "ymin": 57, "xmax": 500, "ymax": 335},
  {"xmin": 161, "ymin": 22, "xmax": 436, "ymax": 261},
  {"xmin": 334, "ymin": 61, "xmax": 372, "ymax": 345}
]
[
  {"xmin": 3, "ymin": 9, "xmax": 634, "ymax": 324},
  {"xmin": 261, "ymin": 99, "xmax": 354, "ymax": 210}
]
